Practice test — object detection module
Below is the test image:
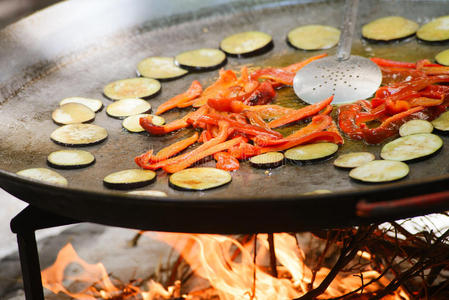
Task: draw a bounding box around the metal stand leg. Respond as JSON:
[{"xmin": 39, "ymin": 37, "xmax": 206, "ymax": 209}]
[{"xmin": 10, "ymin": 205, "xmax": 80, "ymax": 300}]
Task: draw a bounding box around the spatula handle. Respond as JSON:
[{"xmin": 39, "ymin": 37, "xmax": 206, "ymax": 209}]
[{"xmin": 336, "ymin": 0, "xmax": 359, "ymax": 61}]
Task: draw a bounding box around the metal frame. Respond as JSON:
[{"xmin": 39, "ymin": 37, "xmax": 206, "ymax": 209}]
[{"xmin": 10, "ymin": 205, "xmax": 80, "ymax": 300}]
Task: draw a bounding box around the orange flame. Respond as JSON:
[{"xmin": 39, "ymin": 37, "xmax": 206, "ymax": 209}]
[{"xmin": 41, "ymin": 233, "xmax": 409, "ymax": 300}]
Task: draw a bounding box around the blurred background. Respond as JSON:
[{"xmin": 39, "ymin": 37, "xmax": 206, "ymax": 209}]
[{"xmin": 0, "ymin": 0, "xmax": 60, "ymax": 28}]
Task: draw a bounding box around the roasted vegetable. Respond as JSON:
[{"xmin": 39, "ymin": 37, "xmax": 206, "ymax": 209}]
[
  {"xmin": 137, "ymin": 56, "xmax": 188, "ymax": 80},
  {"xmin": 333, "ymin": 152, "xmax": 375, "ymax": 169},
  {"xmin": 106, "ymin": 98, "xmax": 152, "ymax": 119},
  {"xmin": 432, "ymin": 111, "xmax": 449, "ymax": 131},
  {"xmin": 399, "ymin": 119, "xmax": 433, "ymax": 136},
  {"xmin": 127, "ymin": 190, "xmax": 167, "ymax": 197},
  {"xmin": 47, "ymin": 150, "xmax": 95, "ymax": 169},
  {"xmin": 362, "ymin": 16, "xmax": 418, "ymax": 42},
  {"xmin": 17, "ymin": 168, "xmax": 68, "ymax": 186},
  {"xmin": 417, "ymin": 15, "xmax": 449, "ymax": 42},
  {"xmin": 103, "ymin": 78, "xmax": 161, "ymax": 100},
  {"xmin": 122, "ymin": 114, "xmax": 165, "ymax": 133},
  {"xmin": 60, "ymin": 97, "xmax": 103, "ymax": 112},
  {"xmin": 249, "ymin": 152, "xmax": 284, "ymax": 169},
  {"xmin": 220, "ymin": 31, "xmax": 273, "ymax": 57},
  {"xmin": 435, "ymin": 49, "xmax": 449, "ymax": 66},
  {"xmin": 381, "ymin": 133, "xmax": 443, "ymax": 162},
  {"xmin": 169, "ymin": 167, "xmax": 231, "ymax": 191},
  {"xmin": 103, "ymin": 169, "xmax": 156, "ymax": 190},
  {"xmin": 52, "ymin": 103, "xmax": 95, "ymax": 125},
  {"xmin": 175, "ymin": 48, "xmax": 227, "ymax": 72},
  {"xmin": 50, "ymin": 124, "xmax": 108, "ymax": 147},
  {"xmin": 285, "ymin": 142, "xmax": 338, "ymax": 163},
  {"xmin": 287, "ymin": 25, "xmax": 340, "ymax": 50},
  {"xmin": 349, "ymin": 160, "xmax": 409, "ymax": 183}
]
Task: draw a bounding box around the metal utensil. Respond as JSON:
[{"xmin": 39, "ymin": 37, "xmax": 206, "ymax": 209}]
[{"xmin": 293, "ymin": 0, "xmax": 382, "ymax": 104}]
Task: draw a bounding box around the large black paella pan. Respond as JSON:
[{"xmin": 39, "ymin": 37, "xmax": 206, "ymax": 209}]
[{"xmin": 1, "ymin": 0, "xmax": 449, "ymax": 233}]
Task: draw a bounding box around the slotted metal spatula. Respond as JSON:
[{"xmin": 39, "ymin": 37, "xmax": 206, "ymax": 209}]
[{"xmin": 293, "ymin": 0, "xmax": 382, "ymax": 105}]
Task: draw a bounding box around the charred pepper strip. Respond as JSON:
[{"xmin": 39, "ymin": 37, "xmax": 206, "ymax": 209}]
[
  {"xmin": 268, "ymin": 95, "xmax": 333, "ymax": 128},
  {"xmin": 214, "ymin": 152, "xmax": 240, "ymax": 171},
  {"xmin": 155, "ymin": 80, "xmax": 203, "ymax": 115},
  {"xmin": 192, "ymin": 69, "xmax": 239, "ymax": 107},
  {"xmin": 281, "ymin": 53, "xmax": 328, "ymax": 73},
  {"xmin": 370, "ymin": 57, "xmax": 416, "ymax": 69}
]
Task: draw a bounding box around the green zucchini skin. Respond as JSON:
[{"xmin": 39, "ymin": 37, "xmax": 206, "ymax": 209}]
[
  {"xmin": 103, "ymin": 178, "xmax": 156, "ymax": 190},
  {"xmin": 175, "ymin": 58, "xmax": 227, "ymax": 72},
  {"xmin": 221, "ymin": 40, "xmax": 274, "ymax": 58},
  {"xmin": 362, "ymin": 33, "xmax": 416, "ymax": 44},
  {"xmin": 175, "ymin": 49, "xmax": 227, "ymax": 72}
]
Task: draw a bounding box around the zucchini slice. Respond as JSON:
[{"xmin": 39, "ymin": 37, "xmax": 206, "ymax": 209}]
[
  {"xmin": 106, "ymin": 98, "xmax": 152, "ymax": 119},
  {"xmin": 220, "ymin": 31, "xmax": 273, "ymax": 57},
  {"xmin": 103, "ymin": 169, "xmax": 156, "ymax": 190},
  {"xmin": 381, "ymin": 133, "xmax": 443, "ymax": 162},
  {"xmin": 349, "ymin": 160, "xmax": 409, "ymax": 183},
  {"xmin": 169, "ymin": 167, "xmax": 231, "ymax": 191},
  {"xmin": 175, "ymin": 48, "xmax": 227, "ymax": 72},
  {"xmin": 431, "ymin": 111, "xmax": 449, "ymax": 131},
  {"xmin": 399, "ymin": 120, "xmax": 433, "ymax": 136},
  {"xmin": 122, "ymin": 114, "xmax": 165, "ymax": 133},
  {"xmin": 362, "ymin": 16, "xmax": 418, "ymax": 42},
  {"xmin": 285, "ymin": 142, "xmax": 338, "ymax": 162},
  {"xmin": 17, "ymin": 168, "xmax": 68, "ymax": 186},
  {"xmin": 59, "ymin": 97, "xmax": 103, "ymax": 113},
  {"xmin": 249, "ymin": 152, "xmax": 284, "ymax": 169},
  {"xmin": 103, "ymin": 78, "xmax": 161, "ymax": 101},
  {"xmin": 417, "ymin": 15, "xmax": 449, "ymax": 42},
  {"xmin": 52, "ymin": 103, "xmax": 95, "ymax": 125},
  {"xmin": 435, "ymin": 49, "xmax": 449, "ymax": 66},
  {"xmin": 47, "ymin": 150, "xmax": 95, "ymax": 169},
  {"xmin": 287, "ymin": 25, "xmax": 340, "ymax": 50},
  {"xmin": 333, "ymin": 152, "xmax": 375, "ymax": 169},
  {"xmin": 127, "ymin": 190, "xmax": 167, "ymax": 197},
  {"xmin": 50, "ymin": 124, "xmax": 108, "ymax": 147},
  {"xmin": 137, "ymin": 56, "xmax": 188, "ymax": 81},
  {"xmin": 302, "ymin": 189, "xmax": 332, "ymax": 195}
]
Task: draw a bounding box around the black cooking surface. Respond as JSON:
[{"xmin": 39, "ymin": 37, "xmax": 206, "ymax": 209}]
[{"xmin": 1, "ymin": 0, "xmax": 449, "ymax": 233}]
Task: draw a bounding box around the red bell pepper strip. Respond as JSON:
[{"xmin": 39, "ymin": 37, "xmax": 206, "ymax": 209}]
[
  {"xmin": 370, "ymin": 57, "xmax": 416, "ymax": 69},
  {"xmin": 282, "ymin": 53, "xmax": 328, "ymax": 73},
  {"xmin": 409, "ymin": 97, "xmax": 443, "ymax": 107},
  {"xmin": 420, "ymin": 85, "xmax": 449, "ymax": 100},
  {"xmin": 243, "ymin": 81, "xmax": 276, "ymax": 106},
  {"xmin": 135, "ymin": 132, "xmax": 199, "ymax": 168},
  {"xmin": 258, "ymin": 131, "xmax": 342, "ymax": 153},
  {"xmin": 360, "ymin": 106, "xmax": 425, "ymax": 144},
  {"xmin": 163, "ymin": 137, "xmax": 243, "ymax": 173},
  {"xmin": 254, "ymin": 115, "xmax": 332, "ymax": 146},
  {"xmin": 140, "ymin": 117, "xmax": 189, "ymax": 135},
  {"xmin": 420, "ymin": 66, "xmax": 449, "ymax": 75},
  {"xmin": 192, "ymin": 69, "xmax": 239, "ymax": 107},
  {"xmin": 338, "ymin": 102, "xmax": 365, "ymax": 140},
  {"xmin": 228, "ymin": 142, "xmax": 260, "ymax": 159},
  {"xmin": 268, "ymin": 95, "xmax": 333, "ymax": 128},
  {"xmin": 250, "ymin": 68, "xmax": 296, "ymax": 86},
  {"xmin": 155, "ymin": 80, "xmax": 203, "ymax": 115},
  {"xmin": 214, "ymin": 152, "xmax": 240, "ymax": 171}
]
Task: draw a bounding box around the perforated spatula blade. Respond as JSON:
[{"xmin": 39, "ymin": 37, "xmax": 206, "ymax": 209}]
[{"xmin": 293, "ymin": 0, "xmax": 382, "ymax": 105}]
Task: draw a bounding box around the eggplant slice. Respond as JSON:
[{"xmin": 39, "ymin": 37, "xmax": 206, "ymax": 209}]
[
  {"xmin": 362, "ymin": 16, "xmax": 418, "ymax": 42},
  {"xmin": 47, "ymin": 150, "xmax": 95, "ymax": 169},
  {"xmin": 16, "ymin": 168, "xmax": 68, "ymax": 186},
  {"xmin": 349, "ymin": 160, "xmax": 409, "ymax": 183},
  {"xmin": 175, "ymin": 48, "xmax": 227, "ymax": 72},
  {"xmin": 417, "ymin": 15, "xmax": 449, "ymax": 43},
  {"xmin": 106, "ymin": 98, "xmax": 152, "ymax": 119},
  {"xmin": 50, "ymin": 124, "xmax": 108, "ymax": 147},
  {"xmin": 103, "ymin": 169, "xmax": 156, "ymax": 190},
  {"xmin": 381, "ymin": 133, "xmax": 443, "ymax": 162},
  {"xmin": 169, "ymin": 167, "xmax": 231, "ymax": 191},
  {"xmin": 137, "ymin": 56, "xmax": 188, "ymax": 81},
  {"xmin": 127, "ymin": 190, "xmax": 168, "ymax": 197},
  {"xmin": 285, "ymin": 142, "xmax": 338, "ymax": 163},
  {"xmin": 287, "ymin": 25, "xmax": 340, "ymax": 50},
  {"xmin": 249, "ymin": 152, "xmax": 284, "ymax": 169},
  {"xmin": 122, "ymin": 114, "xmax": 165, "ymax": 133},
  {"xmin": 435, "ymin": 49, "xmax": 449, "ymax": 66},
  {"xmin": 399, "ymin": 119, "xmax": 433, "ymax": 136},
  {"xmin": 220, "ymin": 31, "xmax": 273, "ymax": 57},
  {"xmin": 432, "ymin": 111, "xmax": 449, "ymax": 131},
  {"xmin": 59, "ymin": 97, "xmax": 103, "ymax": 112},
  {"xmin": 52, "ymin": 103, "xmax": 95, "ymax": 125},
  {"xmin": 103, "ymin": 77, "xmax": 161, "ymax": 101},
  {"xmin": 333, "ymin": 152, "xmax": 375, "ymax": 169}
]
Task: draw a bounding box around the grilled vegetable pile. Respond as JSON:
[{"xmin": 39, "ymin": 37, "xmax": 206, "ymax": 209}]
[
  {"xmin": 338, "ymin": 57, "xmax": 449, "ymax": 144},
  {"xmin": 134, "ymin": 54, "xmax": 344, "ymax": 174}
]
